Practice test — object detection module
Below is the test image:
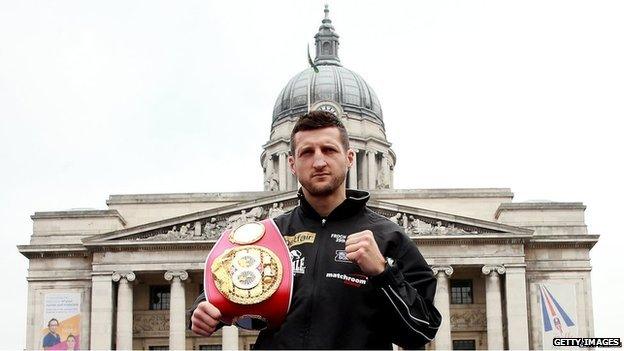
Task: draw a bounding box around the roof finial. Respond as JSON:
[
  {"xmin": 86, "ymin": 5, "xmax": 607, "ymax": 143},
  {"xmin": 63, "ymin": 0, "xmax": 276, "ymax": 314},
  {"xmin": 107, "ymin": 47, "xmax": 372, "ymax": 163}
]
[{"xmin": 314, "ymin": 3, "xmax": 341, "ymax": 66}]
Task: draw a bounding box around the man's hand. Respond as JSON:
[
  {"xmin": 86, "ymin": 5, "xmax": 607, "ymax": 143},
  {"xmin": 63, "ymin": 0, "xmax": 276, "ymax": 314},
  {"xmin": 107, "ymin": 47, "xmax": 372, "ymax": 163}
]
[
  {"xmin": 345, "ymin": 230, "xmax": 386, "ymax": 276},
  {"xmin": 191, "ymin": 301, "xmax": 223, "ymax": 337}
]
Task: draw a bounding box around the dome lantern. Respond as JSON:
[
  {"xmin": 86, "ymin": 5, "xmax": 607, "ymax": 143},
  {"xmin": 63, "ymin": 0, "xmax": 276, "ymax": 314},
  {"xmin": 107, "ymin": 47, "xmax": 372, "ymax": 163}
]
[
  {"xmin": 314, "ymin": 5, "xmax": 341, "ymax": 66},
  {"xmin": 262, "ymin": 5, "xmax": 396, "ymax": 192}
]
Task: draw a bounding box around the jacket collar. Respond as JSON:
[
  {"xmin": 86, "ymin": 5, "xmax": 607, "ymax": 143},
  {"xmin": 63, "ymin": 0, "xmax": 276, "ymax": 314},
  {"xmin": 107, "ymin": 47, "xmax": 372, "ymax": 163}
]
[{"xmin": 297, "ymin": 188, "xmax": 370, "ymax": 221}]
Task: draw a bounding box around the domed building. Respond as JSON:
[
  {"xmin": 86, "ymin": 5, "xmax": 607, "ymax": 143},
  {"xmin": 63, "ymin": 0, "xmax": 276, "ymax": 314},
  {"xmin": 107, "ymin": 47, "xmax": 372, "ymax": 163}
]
[
  {"xmin": 18, "ymin": 6, "xmax": 597, "ymax": 351},
  {"xmin": 262, "ymin": 5, "xmax": 395, "ymax": 192}
]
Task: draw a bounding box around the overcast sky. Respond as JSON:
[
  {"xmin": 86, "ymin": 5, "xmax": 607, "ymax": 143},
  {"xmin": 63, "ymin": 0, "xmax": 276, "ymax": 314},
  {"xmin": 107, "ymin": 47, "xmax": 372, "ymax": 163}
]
[{"xmin": 1, "ymin": 0, "xmax": 623, "ymax": 348}]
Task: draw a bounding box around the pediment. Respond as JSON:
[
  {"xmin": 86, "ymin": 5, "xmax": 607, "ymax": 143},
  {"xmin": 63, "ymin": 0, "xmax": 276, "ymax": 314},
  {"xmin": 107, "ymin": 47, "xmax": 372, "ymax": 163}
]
[{"xmin": 83, "ymin": 191, "xmax": 532, "ymax": 247}]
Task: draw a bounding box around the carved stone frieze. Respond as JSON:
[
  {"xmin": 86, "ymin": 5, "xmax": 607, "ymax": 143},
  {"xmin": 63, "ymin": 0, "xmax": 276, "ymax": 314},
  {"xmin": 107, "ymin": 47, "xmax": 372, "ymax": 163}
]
[
  {"xmin": 450, "ymin": 306, "xmax": 487, "ymax": 331},
  {"xmin": 131, "ymin": 200, "xmax": 297, "ymax": 241},
  {"xmin": 133, "ymin": 311, "xmax": 169, "ymax": 334},
  {"xmin": 128, "ymin": 199, "xmax": 504, "ymax": 242},
  {"xmin": 377, "ymin": 209, "xmax": 496, "ymax": 236}
]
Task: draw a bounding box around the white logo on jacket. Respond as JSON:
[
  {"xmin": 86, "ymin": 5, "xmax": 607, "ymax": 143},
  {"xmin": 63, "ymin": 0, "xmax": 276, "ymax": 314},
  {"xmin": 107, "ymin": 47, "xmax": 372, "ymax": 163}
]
[
  {"xmin": 334, "ymin": 250, "xmax": 353, "ymax": 264},
  {"xmin": 290, "ymin": 249, "xmax": 306, "ymax": 275},
  {"xmin": 331, "ymin": 233, "xmax": 346, "ymax": 243}
]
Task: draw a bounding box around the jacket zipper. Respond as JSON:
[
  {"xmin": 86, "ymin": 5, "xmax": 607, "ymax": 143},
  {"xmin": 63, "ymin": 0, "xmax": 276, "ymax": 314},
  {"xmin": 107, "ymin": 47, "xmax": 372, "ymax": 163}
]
[{"xmin": 303, "ymin": 217, "xmax": 327, "ymax": 347}]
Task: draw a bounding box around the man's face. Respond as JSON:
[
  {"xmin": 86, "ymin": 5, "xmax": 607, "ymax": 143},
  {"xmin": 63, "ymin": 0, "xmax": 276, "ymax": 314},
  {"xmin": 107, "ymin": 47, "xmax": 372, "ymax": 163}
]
[
  {"xmin": 289, "ymin": 127, "xmax": 354, "ymax": 197},
  {"xmin": 49, "ymin": 321, "xmax": 58, "ymax": 333}
]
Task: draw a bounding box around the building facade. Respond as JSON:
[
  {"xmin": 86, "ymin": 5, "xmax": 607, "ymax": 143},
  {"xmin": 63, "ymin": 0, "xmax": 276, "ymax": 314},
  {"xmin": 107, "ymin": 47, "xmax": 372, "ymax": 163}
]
[{"xmin": 19, "ymin": 7, "xmax": 597, "ymax": 351}]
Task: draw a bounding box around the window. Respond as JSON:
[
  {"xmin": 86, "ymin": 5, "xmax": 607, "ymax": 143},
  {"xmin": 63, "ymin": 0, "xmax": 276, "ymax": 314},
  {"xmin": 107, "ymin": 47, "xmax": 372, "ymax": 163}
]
[
  {"xmin": 322, "ymin": 41, "xmax": 331, "ymax": 55},
  {"xmin": 149, "ymin": 346, "xmax": 168, "ymax": 351},
  {"xmin": 199, "ymin": 345, "xmax": 221, "ymax": 350},
  {"xmin": 150, "ymin": 285, "xmax": 171, "ymax": 310},
  {"xmin": 453, "ymin": 339, "xmax": 476, "ymax": 350},
  {"xmin": 450, "ymin": 279, "xmax": 473, "ymax": 304}
]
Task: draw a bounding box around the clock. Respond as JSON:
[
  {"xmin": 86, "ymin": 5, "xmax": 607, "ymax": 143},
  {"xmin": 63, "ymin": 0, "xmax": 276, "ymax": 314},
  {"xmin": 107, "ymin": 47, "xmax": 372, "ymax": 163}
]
[{"xmin": 317, "ymin": 104, "xmax": 338, "ymax": 115}]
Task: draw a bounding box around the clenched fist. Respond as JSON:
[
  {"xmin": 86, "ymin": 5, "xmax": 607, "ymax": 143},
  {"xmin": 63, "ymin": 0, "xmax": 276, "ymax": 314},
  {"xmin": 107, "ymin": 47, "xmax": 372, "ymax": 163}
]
[
  {"xmin": 345, "ymin": 230, "xmax": 386, "ymax": 276},
  {"xmin": 191, "ymin": 301, "xmax": 223, "ymax": 337}
]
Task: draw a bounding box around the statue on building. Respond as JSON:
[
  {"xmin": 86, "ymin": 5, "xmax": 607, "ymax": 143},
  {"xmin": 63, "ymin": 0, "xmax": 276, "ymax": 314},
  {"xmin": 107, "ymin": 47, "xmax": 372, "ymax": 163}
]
[
  {"xmin": 203, "ymin": 218, "xmax": 219, "ymax": 239},
  {"xmin": 376, "ymin": 154, "xmax": 391, "ymax": 189},
  {"xmin": 389, "ymin": 212, "xmax": 402, "ymax": 226},
  {"xmin": 265, "ymin": 170, "xmax": 279, "ymax": 191},
  {"xmin": 268, "ymin": 202, "xmax": 286, "ymax": 218}
]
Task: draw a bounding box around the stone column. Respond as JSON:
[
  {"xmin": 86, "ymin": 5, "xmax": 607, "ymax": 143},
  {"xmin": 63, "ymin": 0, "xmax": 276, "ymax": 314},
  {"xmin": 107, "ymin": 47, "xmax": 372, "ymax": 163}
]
[
  {"xmin": 90, "ymin": 274, "xmax": 114, "ymax": 350},
  {"xmin": 112, "ymin": 271, "xmax": 136, "ymax": 351},
  {"xmin": 432, "ymin": 266, "xmax": 453, "ymax": 350},
  {"xmin": 222, "ymin": 325, "xmax": 239, "ymax": 350},
  {"xmin": 278, "ymin": 152, "xmax": 287, "ymax": 191},
  {"xmin": 265, "ymin": 155, "xmax": 274, "ymax": 191},
  {"xmin": 505, "ymin": 264, "xmax": 530, "ymax": 349},
  {"xmin": 367, "ymin": 151, "xmax": 377, "ymax": 189},
  {"xmin": 286, "ymin": 163, "xmax": 294, "ymax": 191},
  {"xmin": 349, "ymin": 149, "xmax": 358, "ymax": 189},
  {"xmin": 165, "ymin": 270, "xmax": 189, "ymax": 351},
  {"xmin": 360, "ymin": 151, "xmax": 368, "ymax": 189},
  {"xmin": 482, "ymin": 265, "xmax": 505, "ymax": 350}
]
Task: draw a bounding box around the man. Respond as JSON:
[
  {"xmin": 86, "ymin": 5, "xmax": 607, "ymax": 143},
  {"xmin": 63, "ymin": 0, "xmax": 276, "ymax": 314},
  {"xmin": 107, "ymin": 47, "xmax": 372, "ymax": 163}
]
[
  {"xmin": 42, "ymin": 318, "xmax": 61, "ymax": 350},
  {"xmin": 189, "ymin": 111, "xmax": 441, "ymax": 349}
]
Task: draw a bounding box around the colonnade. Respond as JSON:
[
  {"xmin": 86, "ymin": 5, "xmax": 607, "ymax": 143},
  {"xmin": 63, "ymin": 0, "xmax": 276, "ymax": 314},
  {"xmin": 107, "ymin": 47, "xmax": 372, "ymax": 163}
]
[
  {"xmin": 431, "ymin": 264, "xmax": 530, "ymax": 350},
  {"xmin": 268, "ymin": 148, "xmax": 392, "ymax": 191},
  {"xmin": 91, "ymin": 264, "xmax": 529, "ymax": 350},
  {"xmin": 90, "ymin": 270, "xmax": 239, "ymax": 350}
]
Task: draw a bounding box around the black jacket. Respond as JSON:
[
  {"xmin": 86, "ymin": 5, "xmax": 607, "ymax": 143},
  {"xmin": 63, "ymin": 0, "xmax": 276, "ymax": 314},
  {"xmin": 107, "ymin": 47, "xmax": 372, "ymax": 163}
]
[{"xmin": 188, "ymin": 189, "xmax": 441, "ymax": 349}]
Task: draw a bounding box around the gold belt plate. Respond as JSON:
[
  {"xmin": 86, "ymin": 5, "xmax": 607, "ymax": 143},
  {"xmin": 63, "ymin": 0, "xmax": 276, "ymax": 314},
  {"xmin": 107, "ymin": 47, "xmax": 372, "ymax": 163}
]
[{"xmin": 211, "ymin": 245, "xmax": 283, "ymax": 305}]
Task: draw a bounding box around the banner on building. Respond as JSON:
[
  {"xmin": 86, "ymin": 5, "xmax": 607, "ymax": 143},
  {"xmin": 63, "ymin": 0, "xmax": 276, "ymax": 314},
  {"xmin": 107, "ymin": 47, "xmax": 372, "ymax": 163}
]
[
  {"xmin": 41, "ymin": 292, "xmax": 81, "ymax": 350},
  {"xmin": 538, "ymin": 283, "xmax": 578, "ymax": 349}
]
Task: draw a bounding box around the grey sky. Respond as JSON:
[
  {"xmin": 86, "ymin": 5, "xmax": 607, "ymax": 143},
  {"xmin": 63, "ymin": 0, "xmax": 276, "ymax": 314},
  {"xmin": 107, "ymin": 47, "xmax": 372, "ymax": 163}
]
[{"xmin": 1, "ymin": 0, "xmax": 623, "ymax": 348}]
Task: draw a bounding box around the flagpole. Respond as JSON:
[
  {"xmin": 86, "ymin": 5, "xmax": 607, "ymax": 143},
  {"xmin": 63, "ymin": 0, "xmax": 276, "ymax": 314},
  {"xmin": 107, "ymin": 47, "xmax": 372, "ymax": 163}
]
[
  {"xmin": 307, "ymin": 68, "xmax": 311, "ymax": 113},
  {"xmin": 307, "ymin": 44, "xmax": 319, "ymax": 112}
]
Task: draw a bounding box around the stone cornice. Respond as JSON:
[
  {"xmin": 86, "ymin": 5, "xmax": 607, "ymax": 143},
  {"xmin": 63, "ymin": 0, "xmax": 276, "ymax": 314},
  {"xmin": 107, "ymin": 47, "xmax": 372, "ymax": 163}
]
[
  {"xmin": 17, "ymin": 244, "xmax": 89, "ymax": 259},
  {"xmin": 261, "ymin": 137, "xmax": 290, "ymax": 150},
  {"xmin": 412, "ymin": 234, "xmax": 599, "ymax": 248},
  {"xmin": 370, "ymin": 188, "xmax": 514, "ymax": 199},
  {"xmin": 412, "ymin": 235, "xmax": 530, "ymax": 246},
  {"xmin": 526, "ymin": 234, "xmax": 599, "ymax": 249},
  {"xmin": 495, "ymin": 202, "xmax": 586, "ymax": 219},
  {"xmin": 31, "ymin": 209, "xmax": 126, "ymax": 226},
  {"xmin": 86, "ymin": 241, "xmax": 216, "ymax": 252},
  {"xmin": 107, "ymin": 191, "xmax": 276, "ymax": 205}
]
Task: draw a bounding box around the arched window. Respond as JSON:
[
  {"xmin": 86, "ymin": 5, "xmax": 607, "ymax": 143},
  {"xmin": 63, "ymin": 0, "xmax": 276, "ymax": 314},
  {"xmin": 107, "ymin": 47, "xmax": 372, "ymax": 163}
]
[{"xmin": 322, "ymin": 42, "xmax": 331, "ymax": 55}]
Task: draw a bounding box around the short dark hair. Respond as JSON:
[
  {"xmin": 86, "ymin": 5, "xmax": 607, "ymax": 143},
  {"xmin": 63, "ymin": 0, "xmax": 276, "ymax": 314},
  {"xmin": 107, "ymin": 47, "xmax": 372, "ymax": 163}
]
[
  {"xmin": 48, "ymin": 318, "xmax": 59, "ymax": 327},
  {"xmin": 290, "ymin": 111, "xmax": 349, "ymax": 155}
]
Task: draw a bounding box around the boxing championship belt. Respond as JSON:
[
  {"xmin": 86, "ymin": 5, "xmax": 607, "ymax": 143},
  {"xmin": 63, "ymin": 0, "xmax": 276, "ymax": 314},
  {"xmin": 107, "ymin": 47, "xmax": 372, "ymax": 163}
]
[{"xmin": 204, "ymin": 218, "xmax": 293, "ymax": 330}]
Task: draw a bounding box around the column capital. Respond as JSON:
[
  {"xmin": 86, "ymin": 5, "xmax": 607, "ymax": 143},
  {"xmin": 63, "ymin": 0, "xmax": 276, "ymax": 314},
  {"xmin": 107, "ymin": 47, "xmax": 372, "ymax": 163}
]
[
  {"xmin": 431, "ymin": 265, "xmax": 454, "ymax": 277},
  {"xmin": 112, "ymin": 271, "xmax": 136, "ymax": 282},
  {"xmin": 482, "ymin": 265, "xmax": 506, "ymax": 276},
  {"xmin": 165, "ymin": 270, "xmax": 189, "ymax": 282}
]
